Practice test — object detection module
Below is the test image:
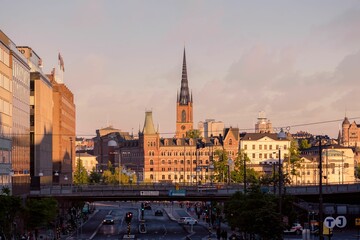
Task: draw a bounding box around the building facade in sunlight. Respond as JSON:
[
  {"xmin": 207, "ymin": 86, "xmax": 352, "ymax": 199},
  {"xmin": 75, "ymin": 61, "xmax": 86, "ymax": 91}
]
[
  {"xmin": 18, "ymin": 46, "xmax": 54, "ymax": 188},
  {"xmin": 0, "ymin": 31, "xmax": 13, "ymax": 193},
  {"xmin": 341, "ymin": 117, "xmax": 360, "ymax": 147},
  {"xmin": 0, "ymin": 31, "xmax": 31, "ymax": 196},
  {"xmin": 47, "ymin": 61, "xmax": 76, "ymax": 185}
]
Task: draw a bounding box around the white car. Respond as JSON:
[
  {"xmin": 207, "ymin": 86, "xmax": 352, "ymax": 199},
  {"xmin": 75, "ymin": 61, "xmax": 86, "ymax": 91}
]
[
  {"xmin": 178, "ymin": 217, "xmax": 198, "ymax": 225},
  {"xmin": 283, "ymin": 223, "xmax": 303, "ymax": 235}
]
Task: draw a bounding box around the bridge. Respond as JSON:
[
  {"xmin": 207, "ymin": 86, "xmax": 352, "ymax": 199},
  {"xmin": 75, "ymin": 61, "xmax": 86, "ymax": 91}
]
[{"xmin": 29, "ymin": 182, "xmax": 360, "ymax": 203}]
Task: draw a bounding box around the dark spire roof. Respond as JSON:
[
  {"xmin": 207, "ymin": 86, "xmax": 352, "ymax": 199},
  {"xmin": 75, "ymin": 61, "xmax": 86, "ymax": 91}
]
[
  {"xmin": 178, "ymin": 48, "xmax": 191, "ymax": 105},
  {"xmin": 342, "ymin": 117, "xmax": 350, "ymax": 125}
]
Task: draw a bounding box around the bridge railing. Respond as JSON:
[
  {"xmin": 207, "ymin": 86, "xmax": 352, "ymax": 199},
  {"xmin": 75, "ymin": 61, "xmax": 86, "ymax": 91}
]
[{"xmin": 29, "ymin": 182, "xmax": 360, "ymax": 197}]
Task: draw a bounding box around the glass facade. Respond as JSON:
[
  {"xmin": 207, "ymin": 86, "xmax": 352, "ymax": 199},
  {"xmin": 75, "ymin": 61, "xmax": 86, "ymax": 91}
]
[{"xmin": 11, "ymin": 53, "xmax": 31, "ymax": 194}]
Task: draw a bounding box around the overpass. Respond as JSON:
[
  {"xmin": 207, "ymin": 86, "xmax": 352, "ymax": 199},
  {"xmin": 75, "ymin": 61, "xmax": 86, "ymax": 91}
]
[{"xmin": 29, "ymin": 182, "xmax": 360, "ymax": 203}]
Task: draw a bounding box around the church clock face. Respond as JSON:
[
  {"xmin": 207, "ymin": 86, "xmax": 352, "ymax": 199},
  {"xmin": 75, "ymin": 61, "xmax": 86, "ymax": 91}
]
[{"xmin": 181, "ymin": 125, "xmax": 186, "ymax": 130}]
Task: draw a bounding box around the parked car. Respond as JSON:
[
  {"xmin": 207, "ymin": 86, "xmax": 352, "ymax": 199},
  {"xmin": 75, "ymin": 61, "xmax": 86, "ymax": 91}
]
[
  {"xmin": 155, "ymin": 210, "xmax": 163, "ymax": 216},
  {"xmin": 283, "ymin": 223, "xmax": 303, "ymax": 235},
  {"xmin": 178, "ymin": 217, "xmax": 198, "ymax": 225},
  {"xmin": 103, "ymin": 214, "xmax": 115, "ymax": 225}
]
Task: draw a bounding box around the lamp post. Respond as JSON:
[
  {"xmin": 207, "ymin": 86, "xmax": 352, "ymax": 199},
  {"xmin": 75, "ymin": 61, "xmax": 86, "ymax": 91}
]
[
  {"xmin": 278, "ymin": 148, "xmax": 282, "ymax": 221},
  {"xmin": 244, "ymin": 153, "xmax": 247, "ymax": 193}
]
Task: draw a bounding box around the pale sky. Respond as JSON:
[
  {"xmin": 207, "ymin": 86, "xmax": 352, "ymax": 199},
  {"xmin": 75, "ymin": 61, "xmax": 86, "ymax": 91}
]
[{"xmin": 1, "ymin": 1, "xmax": 360, "ymax": 138}]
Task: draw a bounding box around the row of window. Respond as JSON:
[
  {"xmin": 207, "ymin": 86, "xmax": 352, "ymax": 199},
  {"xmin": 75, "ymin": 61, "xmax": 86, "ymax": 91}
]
[
  {"xmin": 149, "ymin": 159, "xmax": 210, "ymax": 165},
  {"xmin": 149, "ymin": 167, "xmax": 210, "ymax": 172},
  {"xmin": 0, "ymin": 72, "xmax": 11, "ymax": 92},
  {"xmin": 149, "ymin": 174, "xmax": 207, "ymax": 180},
  {"xmin": 252, "ymin": 153, "xmax": 277, "ymax": 159},
  {"xmin": 0, "ymin": 98, "xmax": 12, "ymax": 116},
  {"xmin": 244, "ymin": 144, "xmax": 287, "ymax": 150},
  {"xmin": 0, "ymin": 47, "xmax": 10, "ymax": 66},
  {"xmin": 12, "ymin": 60, "xmax": 30, "ymax": 86}
]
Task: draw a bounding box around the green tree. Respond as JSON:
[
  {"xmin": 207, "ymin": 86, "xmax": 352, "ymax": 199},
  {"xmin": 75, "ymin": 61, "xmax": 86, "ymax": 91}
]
[
  {"xmin": 186, "ymin": 129, "xmax": 201, "ymax": 139},
  {"xmin": 299, "ymin": 139, "xmax": 311, "ymax": 150},
  {"xmin": 213, "ymin": 149, "xmax": 228, "ymax": 183},
  {"xmin": 73, "ymin": 158, "xmax": 89, "ymax": 185},
  {"xmin": 24, "ymin": 198, "xmax": 58, "ymax": 231},
  {"xmin": 89, "ymin": 167, "xmax": 102, "ymax": 183},
  {"xmin": 231, "ymin": 150, "xmax": 260, "ymax": 184},
  {"xmin": 288, "ymin": 140, "xmax": 302, "ymax": 184},
  {"xmin": 0, "ymin": 189, "xmax": 22, "ymax": 239},
  {"xmin": 224, "ymin": 185, "xmax": 283, "ymax": 239}
]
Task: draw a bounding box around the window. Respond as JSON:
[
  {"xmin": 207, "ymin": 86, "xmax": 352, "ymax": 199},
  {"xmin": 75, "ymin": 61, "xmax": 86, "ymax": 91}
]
[
  {"xmin": 180, "ymin": 160, "xmax": 184, "ymax": 164},
  {"xmin": 252, "ymin": 145, "xmax": 255, "ymax": 150},
  {"xmin": 264, "ymin": 153, "xmax": 267, "ymax": 158},
  {"xmin": 264, "ymin": 145, "xmax": 267, "ymax": 150},
  {"xmin": 229, "ymin": 139, "xmax": 232, "ymax": 145},
  {"xmin": 244, "ymin": 145, "xmax": 247, "ymax": 150},
  {"xmin": 150, "ymin": 168, "xmax": 154, "ymax": 172},
  {"xmin": 187, "ymin": 160, "xmax": 190, "ymax": 164},
  {"xmin": 168, "ymin": 168, "xmax": 171, "ymax": 171},
  {"xmin": 150, "ymin": 160, "xmax": 154, "ymax": 165},
  {"xmin": 161, "ymin": 160, "xmax": 165, "ymax": 164},
  {"xmin": 270, "ymin": 153, "xmax": 273, "ymax": 158},
  {"xmin": 161, "ymin": 168, "xmax": 165, "ymax": 171},
  {"xmin": 168, "ymin": 160, "xmax": 171, "ymax": 164},
  {"xmin": 168, "ymin": 175, "xmax": 171, "ymax": 180},
  {"xmin": 162, "ymin": 175, "xmax": 165, "ymax": 180},
  {"xmin": 174, "ymin": 160, "xmax": 178, "ymax": 164},
  {"xmin": 150, "ymin": 174, "xmax": 153, "ymax": 180},
  {"xmin": 269, "ymin": 145, "xmax": 272, "ymax": 150},
  {"xmin": 259, "ymin": 145, "xmax": 262, "ymax": 150},
  {"xmin": 182, "ymin": 110, "xmax": 186, "ymax": 122},
  {"xmin": 259, "ymin": 153, "xmax": 262, "ymax": 158},
  {"xmin": 252, "ymin": 153, "xmax": 255, "ymax": 158}
]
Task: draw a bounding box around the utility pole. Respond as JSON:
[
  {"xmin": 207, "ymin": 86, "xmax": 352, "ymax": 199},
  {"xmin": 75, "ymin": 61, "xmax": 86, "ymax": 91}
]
[{"xmin": 318, "ymin": 137, "xmax": 324, "ymax": 240}]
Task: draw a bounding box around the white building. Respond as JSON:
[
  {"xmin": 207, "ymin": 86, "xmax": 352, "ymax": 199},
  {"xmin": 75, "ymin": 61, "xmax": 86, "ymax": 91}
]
[
  {"xmin": 240, "ymin": 132, "xmax": 291, "ymax": 165},
  {"xmin": 198, "ymin": 119, "xmax": 224, "ymax": 138}
]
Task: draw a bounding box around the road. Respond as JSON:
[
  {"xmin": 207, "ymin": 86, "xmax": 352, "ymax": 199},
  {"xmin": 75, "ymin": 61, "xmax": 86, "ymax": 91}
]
[{"xmin": 67, "ymin": 201, "xmax": 196, "ymax": 240}]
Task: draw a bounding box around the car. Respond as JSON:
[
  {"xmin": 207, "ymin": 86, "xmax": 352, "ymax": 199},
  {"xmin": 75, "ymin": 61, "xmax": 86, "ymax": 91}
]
[
  {"xmin": 178, "ymin": 217, "xmax": 198, "ymax": 225},
  {"xmin": 103, "ymin": 214, "xmax": 114, "ymax": 225},
  {"xmin": 155, "ymin": 210, "xmax": 163, "ymax": 216},
  {"xmin": 283, "ymin": 223, "xmax": 303, "ymax": 235}
]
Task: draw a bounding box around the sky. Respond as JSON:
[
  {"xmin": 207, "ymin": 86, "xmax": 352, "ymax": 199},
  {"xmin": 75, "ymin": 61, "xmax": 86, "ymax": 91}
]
[{"xmin": 1, "ymin": 0, "xmax": 360, "ymax": 138}]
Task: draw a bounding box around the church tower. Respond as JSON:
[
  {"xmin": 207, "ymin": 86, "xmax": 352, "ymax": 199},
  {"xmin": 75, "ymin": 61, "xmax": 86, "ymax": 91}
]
[{"xmin": 175, "ymin": 48, "xmax": 193, "ymax": 138}]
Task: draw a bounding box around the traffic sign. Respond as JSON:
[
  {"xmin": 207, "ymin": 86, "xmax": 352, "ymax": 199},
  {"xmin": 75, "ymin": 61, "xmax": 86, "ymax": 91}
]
[
  {"xmin": 324, "ymin": 217, "xmax": 336, "ymax": 229},
  {"xmin": 335, "ymin": 216, "xmax": 347, "ymax": 228}
]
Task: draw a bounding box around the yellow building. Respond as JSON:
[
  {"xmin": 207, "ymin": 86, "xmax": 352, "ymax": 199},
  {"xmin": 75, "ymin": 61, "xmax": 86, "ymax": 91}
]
[
  {"xmin": 296, "ymin": 146, "xmax": 356, "ymax": 185},
  {"xmin": 18, "ymin": 46, "xmax": 54, "ymax": 187},
  {"xmin": 0, "ymin": 31, "xmax": 13, "ymax": 193},
  {"xmin": 0, "ymin": 30, "xmax": 31, "ymax": 196}
]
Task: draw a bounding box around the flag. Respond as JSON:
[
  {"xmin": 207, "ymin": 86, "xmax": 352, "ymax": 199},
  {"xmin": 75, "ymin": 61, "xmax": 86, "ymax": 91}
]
[{"xmin": 58, "ymin": 53, "xmax": 65, "ymax": 72}]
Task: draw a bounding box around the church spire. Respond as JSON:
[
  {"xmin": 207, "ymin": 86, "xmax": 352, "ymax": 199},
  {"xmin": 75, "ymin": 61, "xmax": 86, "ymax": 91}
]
[{"xmin": 178, "ymin": 48, "xmax": 191, "ymax": 105}]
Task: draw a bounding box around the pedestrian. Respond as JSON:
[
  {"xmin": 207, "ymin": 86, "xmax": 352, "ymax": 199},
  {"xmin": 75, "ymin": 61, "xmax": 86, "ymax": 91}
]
[
  {"xmin": 221, "ymin": 229, "xmax": 227, "ymax": 240},
  {"xmin": 216, "ymin": 227, "xmax": 221, "ymax": 240}
]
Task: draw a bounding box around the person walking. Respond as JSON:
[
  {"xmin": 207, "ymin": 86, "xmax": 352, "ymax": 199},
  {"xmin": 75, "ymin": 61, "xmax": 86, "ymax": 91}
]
[{"xmin": 221, "ymin": 229, "xmax": 227, "ymax": 240}]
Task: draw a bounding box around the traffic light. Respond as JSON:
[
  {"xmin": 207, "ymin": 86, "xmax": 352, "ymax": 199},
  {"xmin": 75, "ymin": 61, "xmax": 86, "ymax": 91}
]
[
  {"xmin": 141, "ymin": 203, "xmax": 145, "ymax": 211},
  {"xmin": 125, "ymin": 212, "xmax": 133, "ymax": 224}
]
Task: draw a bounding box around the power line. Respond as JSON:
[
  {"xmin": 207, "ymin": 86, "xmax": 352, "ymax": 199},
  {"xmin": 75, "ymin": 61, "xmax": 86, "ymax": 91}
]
[{"xmin": 3, "ymin": 117, "xmax": 360, "ymax": 137}]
